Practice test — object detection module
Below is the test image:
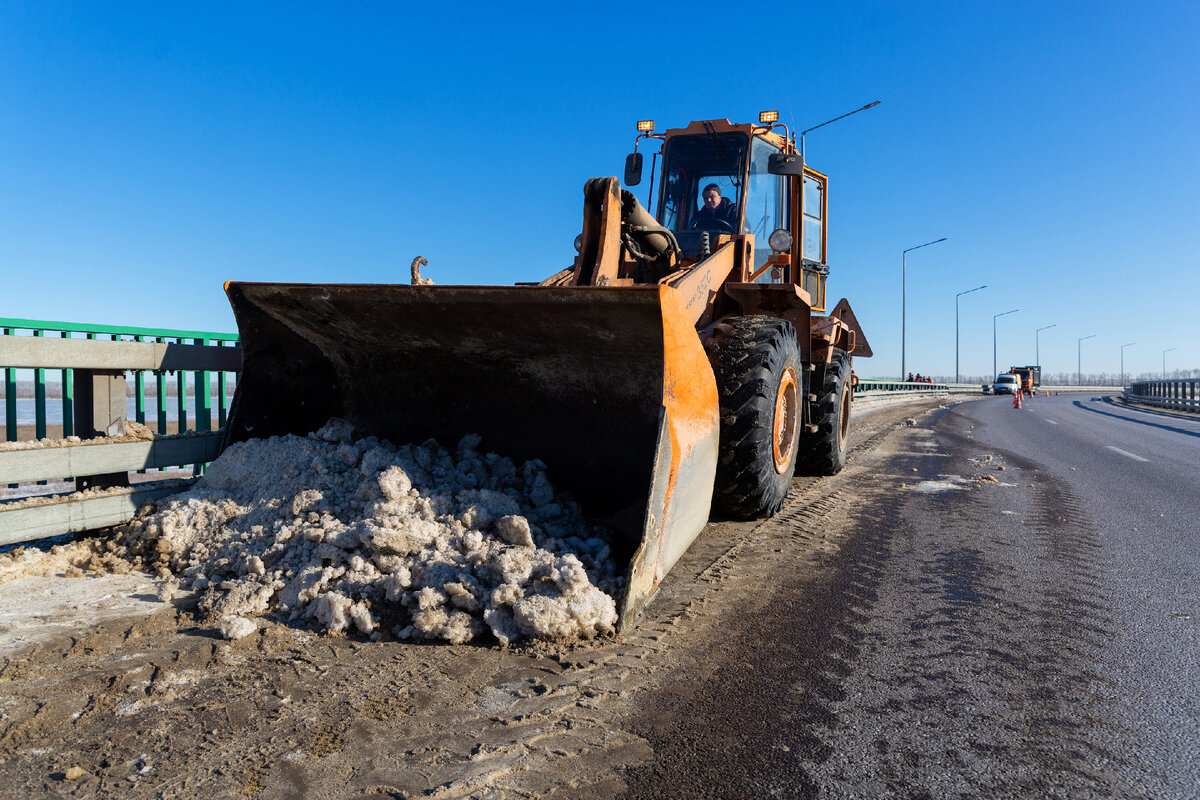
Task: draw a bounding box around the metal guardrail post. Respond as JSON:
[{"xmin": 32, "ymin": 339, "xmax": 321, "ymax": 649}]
[
  {"xmin": 59, "ymin": 330, "xmax": 73, "ymax": 437},
  {"xmin": 155, "ymin": 336, "xmax": 168, "ymax": 437},
  {"xmin": 73, "ymin": 365, "xmax": 130, "ymax": 491},
  {"xmin": 33, "ymin": 329, "xmax": 46, "ymax": 441},
  {"xmin": 218, "ymin": 343, "xmax": 230, "ymax": 429},
  {"xmin": 195, "ymin": 336, "xmax": 212, "ymax": 433},
  {"xmin": 133, "ymin": 334, "xmax": 146, "ymax": 426},
  {"xmin": 3, "ymin": 326, "xmax": 16, "ymax": 443},
  {"xmin": 177, "ymin": 355, "xmax": 188, "ymax": 436}
]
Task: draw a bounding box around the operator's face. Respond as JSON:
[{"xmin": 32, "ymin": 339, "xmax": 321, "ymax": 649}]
[{"xmin": 703, "ymin": 190, "xmax": 721, "ymax": 209}]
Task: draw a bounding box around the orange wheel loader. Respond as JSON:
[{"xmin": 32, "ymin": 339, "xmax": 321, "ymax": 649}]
[{"xmin": 221, "ymin": 114, "xmax": 872, "ymax": 630}]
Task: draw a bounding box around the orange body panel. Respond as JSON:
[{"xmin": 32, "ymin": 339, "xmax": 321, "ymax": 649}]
[{"xmin": 619, "ymin": 285, "xmax": 719, "ymax": 626}]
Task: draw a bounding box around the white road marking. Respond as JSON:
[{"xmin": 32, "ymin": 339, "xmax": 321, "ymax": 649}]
[
  {"xmin": 1043, "ymin": 419, "xmax": 1059, "ymax": 424},
  {"xmin": 1104, "ymin": 445, "xmax": 1149, "ymax": 462}
]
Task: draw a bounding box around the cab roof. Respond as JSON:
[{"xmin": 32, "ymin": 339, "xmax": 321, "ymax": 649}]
[{"xmin": 664, "ymin": 119, "xmax": 791, "ymax": 151}]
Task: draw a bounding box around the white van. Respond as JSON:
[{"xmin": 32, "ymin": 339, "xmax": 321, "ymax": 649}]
[{"xmin": 993, "ymin": 374, "xmax": 1020, "ymax": 395}]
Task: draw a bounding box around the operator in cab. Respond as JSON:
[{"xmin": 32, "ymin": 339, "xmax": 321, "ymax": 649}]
[{"xmin": 691, "ymin": 183, "xmax": 737, "ymax": 231}]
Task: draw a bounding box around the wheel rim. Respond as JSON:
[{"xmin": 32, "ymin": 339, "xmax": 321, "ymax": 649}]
[
  {"xmin": 773, "ymin": 367, "xmax": 799, "ymax": 473},
  {"xmin": 837, "ymin": 378, "xmax": 851, "ymax": 449}
]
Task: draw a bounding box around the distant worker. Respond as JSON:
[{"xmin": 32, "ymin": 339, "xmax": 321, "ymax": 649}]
[
  {"xmin": 691, "ymin": 183, "xmax": 737, "ymax": 230},
  {"xmin": 907, "ymin": 373, "xmax": 915, "ymax": 382}
]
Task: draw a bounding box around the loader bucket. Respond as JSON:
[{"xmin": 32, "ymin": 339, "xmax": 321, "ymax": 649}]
[{"xmin": 222, "ymin": 282, "xmax": 720, "ymax": 631}]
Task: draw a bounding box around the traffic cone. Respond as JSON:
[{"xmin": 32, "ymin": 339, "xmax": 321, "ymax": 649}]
[{"xmin": 1013, "ymin": 389, "xmax": 1023, "ymax": 409}]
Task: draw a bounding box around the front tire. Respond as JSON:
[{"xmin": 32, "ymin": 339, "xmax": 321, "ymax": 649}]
[{"xmin": 709, "ymin": 316, "xmax": 803, "ymax": 519}]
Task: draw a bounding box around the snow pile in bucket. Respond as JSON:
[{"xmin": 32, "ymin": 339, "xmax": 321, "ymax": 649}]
[{"xmin": 120, "ymin": 420, "xmax": 621, "ymax": 644}]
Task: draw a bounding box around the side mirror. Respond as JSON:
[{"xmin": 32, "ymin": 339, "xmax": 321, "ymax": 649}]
[
  {"xmin": 624, "ymin": 153, "xmax": 643, "ymax": 186},
  {"xmin": 768, "ymin": 152, "xmax": 805, "ymax": 176}
]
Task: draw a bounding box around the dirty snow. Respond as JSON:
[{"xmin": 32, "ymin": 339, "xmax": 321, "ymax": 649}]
[
  {"xmin": 0, "ymin": 478, "xmax": 193, "ymax": 512},
  {"xmin": 912, "ymin": 475, "xmax": 971, "ymax": 493},
  {"xmin": 0, "ymin": 420, "xmax": 156, "ymax": 452},
  {"xmin": 117, "ymin": 420, "xmax": 621, "ymax": 644},
  {"xmin": 0, "ymin": 538, "xmax": 144, "ymax": 585}
]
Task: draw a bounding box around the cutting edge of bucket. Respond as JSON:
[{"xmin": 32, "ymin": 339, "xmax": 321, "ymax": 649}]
[{"xmin": 617, "ymin": 284, "xmax": 719, "ymax": 630}]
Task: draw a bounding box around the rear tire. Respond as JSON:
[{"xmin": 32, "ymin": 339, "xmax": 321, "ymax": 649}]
[
  {"xmin": 709, "ymin": 316, "xmax": 803, "ymax": 519},
  {"xmin": 796, "ymin": 348, "xmax": 851, "ymax": 475}
]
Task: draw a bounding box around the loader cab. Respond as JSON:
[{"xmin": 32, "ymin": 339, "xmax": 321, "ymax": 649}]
[
  {"xmin": 658, "ymin": 131, "xmax": 749, "ymax": 244},
  {"xmin": 636, "ymin": 119, "xmax": 830, "ymax": 310},
  {"xmin": 654, "ymin": 125, "xmax": 816, "ymax": 271}
]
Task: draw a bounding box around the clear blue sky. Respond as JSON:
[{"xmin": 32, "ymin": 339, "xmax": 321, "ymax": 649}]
[{"xmin": 3, "ymin": 1, "xmax": 1197, "ymax": 380}]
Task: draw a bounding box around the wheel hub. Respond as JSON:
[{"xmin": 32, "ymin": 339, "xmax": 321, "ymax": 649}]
[{"xmin": 773, "ymin": 367, "xmax": 799, "ymax": 473}]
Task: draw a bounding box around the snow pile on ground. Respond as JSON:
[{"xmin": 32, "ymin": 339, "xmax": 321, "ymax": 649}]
[
  {"xmin": 0, "ymin": 538, "xmax": 136, "ymax": 586},
  {"xmin": 118, "ymin": 420, "xmax": 621, "ymax": 644}
]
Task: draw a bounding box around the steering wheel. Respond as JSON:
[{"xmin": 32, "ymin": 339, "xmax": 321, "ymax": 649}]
[{"xmin": 688, "ymin": 217, "xmax": 734, "ymax": 234}]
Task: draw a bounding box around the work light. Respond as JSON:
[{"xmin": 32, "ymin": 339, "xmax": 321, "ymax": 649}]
[{"xmin": 768, "ymin": 229, "xmax": 793, "ymax": 253}]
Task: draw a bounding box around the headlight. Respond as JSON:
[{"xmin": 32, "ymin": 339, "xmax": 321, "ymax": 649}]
[
  {"xmin": 768, "ymin": 228, "xmax": 793, "ymax": 253},
  {"xmin": 574, "ymin": 234, "xmax": 583, "ymax": 253}
]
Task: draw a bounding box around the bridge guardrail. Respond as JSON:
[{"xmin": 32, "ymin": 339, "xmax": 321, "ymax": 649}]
[
  {"xmin": 1, "ymin": 318, "xmax": 241, "ymax": 547},
  {"xmin": 1125, "ymin": 379, "xmax": 1200, "ymax": 413},
  {"xmin": 853, "ymin": 381, "xmax": 1125, "ymax": 406},
  {"xmin": 853, "ymin": 380, "xmax": 980, "ymax": 402}
]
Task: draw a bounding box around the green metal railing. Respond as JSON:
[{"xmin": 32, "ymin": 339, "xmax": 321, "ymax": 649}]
[{"xmin": 1, "ymin": 317, "xmax": 239, "ymax": 444}]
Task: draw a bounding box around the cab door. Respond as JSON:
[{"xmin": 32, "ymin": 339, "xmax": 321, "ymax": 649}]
[
  {"xmin": 745, "ymin": 137, "xmax": 789, "ymax": 283},
  {"xmin": 800, "ymin": 168, "xmax": 828, "ymax": 310}
]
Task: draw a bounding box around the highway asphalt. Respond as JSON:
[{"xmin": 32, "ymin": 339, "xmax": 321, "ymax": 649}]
[
  {"xmin": 619, "ymin": 395, "xmax": 1200, "ymax": 799},
  {"xmin": 943, "ymin": 393, "xmax": 1200, "ymax": 798}
]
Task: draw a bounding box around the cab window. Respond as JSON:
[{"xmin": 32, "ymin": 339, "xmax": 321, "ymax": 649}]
[
  {"xmin": 745, "ymin": 137, "xmax": 788, "ymax": 280},
  {"xmin": 658, "ymin": 133, "xmax": 748, "ymax": 234},
  {"xmin": 803, "ymin": 174, "xmax": 825, "ymax": 263}
]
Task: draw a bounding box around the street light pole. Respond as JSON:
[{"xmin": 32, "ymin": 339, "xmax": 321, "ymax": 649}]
[
  {"xmin": 993, "ymin": 309, "xmax": 1018, "ymax": 379},
  {"xmin": 799, "ymin": 100, "xmax": 881, "ymax": 172},
  {"xmin": 793, "ymin": 100, "xmax": 880, "ymax": 304},
  {"xmin": 1120, "ymin": 342, "xmax": 1136, "ymax": 386},
  {"xmin": 1035, "ymin": 324, "xmax": 1056, "ymax": 370},
  {"xmin": 955, "ymin": 285, "xmax": 986, "ymax": 383},
  {"xmin": 1077, "ymin": 334, "xmax": 1097, "ymax": 386},
  {"xmin": 1162, "ymin": 346, "xmax": 1177, "ymax": 379},
  {"xmin": 902, "ymin": 237, "xmax": 948, "ymax": 379}
]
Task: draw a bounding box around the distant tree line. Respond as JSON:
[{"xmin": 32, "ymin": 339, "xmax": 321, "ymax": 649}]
[{"xmin": 885, "ymin": 368, "xmax": 1199, "ymax": 385}]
